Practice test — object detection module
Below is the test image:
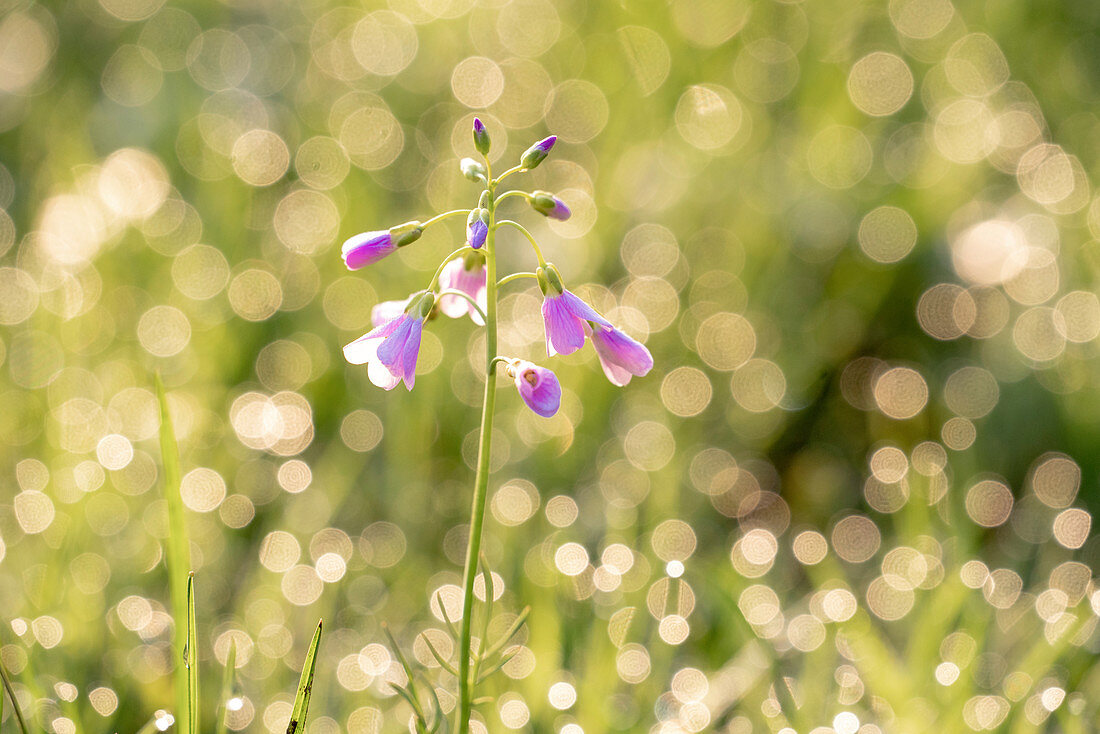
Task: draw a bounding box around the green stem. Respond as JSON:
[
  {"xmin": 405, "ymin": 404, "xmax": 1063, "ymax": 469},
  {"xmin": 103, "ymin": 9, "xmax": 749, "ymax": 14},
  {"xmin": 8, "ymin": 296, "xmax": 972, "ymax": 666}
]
[
  {"xmin": 492, "ymin": 165, "xmax": 523, "ymax": 186},
  {"xmin": 437, "ymin": 289, "xmax": 487, "ymax": 323},
  {"xmin": 497, "ymin": 271, "xmax": 538, "ymax": 287},
  {"xmin": 456, "ymin": 185, "xmax": 499, "ymax": 734},
  {"xmin": 494, "ymin": 190, "xmax": 531, "ymax": 205},
  {"xmin": 427, "ymin": 246, "xmax": 474, "ymax": 290},
  {"xmin": 495, "ymin": 219, "xmax": 547, "ymax": 267},
  {"xmin": 422, "ymin": 209, "xmax": 471, "ymax": 228}
]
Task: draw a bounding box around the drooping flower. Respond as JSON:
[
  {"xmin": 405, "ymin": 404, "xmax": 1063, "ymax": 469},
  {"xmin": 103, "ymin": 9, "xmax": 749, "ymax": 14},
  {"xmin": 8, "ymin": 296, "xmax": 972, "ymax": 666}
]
[
  {"xmin": 438, "ymin": 255, "xmax": 487, "ymax": 325},
  {"xmin": 530, "ymin": 191, "xmax": 571, "ymax": 221},
  {"xmin": 588, "ymin": 325, "xmax": 654, "ymax": 387},
  {"xmin": 472, "ymin": 118, "xmax": 490, "ymax": 155},
  {"xmin": 344, "ymin": 295, "xmax": 432, "ymax": 391},
  {"xmin": 342, "ymin": 230, "xmax": 395, "ymax": 270},
  {"xmin": 520, "ymin": 135, "xmax": 557, "ymax": 170},
  {"xmin": 541, "ymin": 288, "xmax": 611, "ymax": 356},
  {"xmin": 508, "ymin": 360, "xmax": 561, "ymax": 417},
  {"xmin": 466, "ymin": 208, "xmax": 489, "ymax": 249}
]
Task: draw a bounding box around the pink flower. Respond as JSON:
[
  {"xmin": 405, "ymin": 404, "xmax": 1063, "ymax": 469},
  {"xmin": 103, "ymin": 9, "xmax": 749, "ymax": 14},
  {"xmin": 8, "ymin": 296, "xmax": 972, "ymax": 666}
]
[
  {"xmin": 438, "ymin": 258, "xmax": 487, "ymax": 325},
  {"xmin": 371, "ymin": 298, "xmax": 411, "ymax": 328},
  {"xmin": 588, "ymin": 325, "xmax": 653, "ymax": 386},
  {"xmin": 509, "ymin": 360, "xmax": 561, "ymax": 417},
  {"xmin": 343, "ymin": 308, "xmax": 426, "ymax": 391},
  {"xmin": 541, "ymin": 289, "xmax": 611, "ymax": 356},
  {"xmin": 342, "ymin": 231, "xmax": 395, "ymax": 270}
]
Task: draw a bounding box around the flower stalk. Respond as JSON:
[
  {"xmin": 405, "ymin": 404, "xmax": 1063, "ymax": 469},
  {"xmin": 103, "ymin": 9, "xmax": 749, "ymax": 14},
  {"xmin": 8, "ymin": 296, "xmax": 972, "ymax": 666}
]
[
  {"xmin": 456, "ymin": 177, "xmax": 497, "ymax": 734},
  {"xmin": 335, "ymin": 118, "xmax": 652, "ymax": 734}
]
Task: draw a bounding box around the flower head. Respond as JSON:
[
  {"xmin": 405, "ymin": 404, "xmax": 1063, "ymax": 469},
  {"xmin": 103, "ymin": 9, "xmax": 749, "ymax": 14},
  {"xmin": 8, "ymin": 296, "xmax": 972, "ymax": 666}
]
[
  {"xmin": 438, "ymin": 255, "xmax": 487, "ymax": 325},
  {"xmin": 467, "ymin": 208, "xmax": 489, "ymax": 249},
  {"xmin": 472, "ymin": 118, "xmax": 490, "ymax": 155},
  {"xmin": 541, "ymin": 287, "xmax": 611, "ymax": 356},
  {"xmin": 507, "ymin": 359, "xmax": 561, "ymax": 417},
  {"xmin": 344, "ymin": 294, "xmax": 433, "ymax": 391},
  {"xmin": 530, "ymin": 191, "xmax": 571, "ymax": 221},
  {"xmin": 520, "ymin": 135, "xmax": 557, "ymax": 170},
  {"xmin": 588, "ymin": 325, "xmax": 654, "ymax": 387},
  {"xmin": 342, "ymin": 230, "xmax": 395, "ymax": 270}
]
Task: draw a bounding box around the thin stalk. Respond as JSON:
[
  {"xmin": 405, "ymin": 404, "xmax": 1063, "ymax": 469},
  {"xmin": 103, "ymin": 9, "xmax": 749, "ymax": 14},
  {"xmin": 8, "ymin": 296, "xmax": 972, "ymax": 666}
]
[
  {"xmin": 492, "ymin": 165, "xmax": 523, "ymax": 186},
  {"xmin": 495, "ymin": 219, "xmax": 546, "ymax": 266},
  {"xmin": 494, "ymin": 190, "xmax": 531, "ymax": 205},
  {"xmin": 422, "ymin": 209, "xmax": 471, "ymax": 228},
  {"xmin": 497, "ymin": 271, "xmax": 537, "ymax": 287},
  {"xmin": 437, "ymin": 289, "xmax": 487, "ymax": 323},
  {"xmin": 427, "ymin": 246, "xmax": 475, "ymax": 290},
  {"xmin": 456, "ymin": 182, "xmax": 499, "ymax": 734}
]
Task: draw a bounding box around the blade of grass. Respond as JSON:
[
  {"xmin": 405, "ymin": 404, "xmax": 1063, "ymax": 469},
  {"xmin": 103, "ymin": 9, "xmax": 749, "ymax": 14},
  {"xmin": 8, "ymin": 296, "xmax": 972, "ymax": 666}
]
[
  {"xmin": 187, "ymin": 573, "xmax": 199, "ymax": 734},
  {"xmin": 286, "ymin": 619, "xmax": 323, "ymax": 734},
  {"xmin": 156, "ymin": 373, "xmax": 191, "ymax": 730},
  {"xmin": 0, "ymin": 651, "xmax": 28, "ymax": 734},
  {"xmin": 382, "ymin": 624, "xmax": 428, "ymax": 725},
  {"xmin": 215, "ymin": 640, "xmax": 237, "ymax": 734}
]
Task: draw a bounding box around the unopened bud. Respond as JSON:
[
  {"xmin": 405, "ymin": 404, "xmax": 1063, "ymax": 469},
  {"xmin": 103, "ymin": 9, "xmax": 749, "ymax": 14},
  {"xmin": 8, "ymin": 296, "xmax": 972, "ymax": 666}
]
[
  {"xmin": 530, "ymin": 191, "xmax": 571, "ymax": 221},
  {"xmin": 472, "ymin": 118, "xmax": 490, "ymax": 156},
  {"xmin": 389, "ymin": 221, "xmax": 424, "ymax": 247},
  {"xmin": 520, "ymin": 135, "xmax": 556, "ymax": 170},
  {"xmin": 460, "ymin": 157, "xmax": 486, "ymax": 182}
]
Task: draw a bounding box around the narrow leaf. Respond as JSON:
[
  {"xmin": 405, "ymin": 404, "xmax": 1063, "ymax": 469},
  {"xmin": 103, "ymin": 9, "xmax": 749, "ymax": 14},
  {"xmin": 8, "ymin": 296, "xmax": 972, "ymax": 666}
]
[
  {"xmin": 187, "ymin": 573, "xmax": 199, "ymax": 734},
  {"xmin": 421, "ymin": 634, "xmax": 458, "ymax": 676},
  {"xmin": 286, "ymin": 619, "xmax": 323, "ymax": 734},
  {"xmin": 0, "ymin": 653, "xmax": 28, "ymax": 734},
  {"xmin": 156, "ymin": 372, "xmax": 191, "ymax": 730},
  {"xmin": 215, "ymin": 640, "xmax": 237, "ymax": 734}
]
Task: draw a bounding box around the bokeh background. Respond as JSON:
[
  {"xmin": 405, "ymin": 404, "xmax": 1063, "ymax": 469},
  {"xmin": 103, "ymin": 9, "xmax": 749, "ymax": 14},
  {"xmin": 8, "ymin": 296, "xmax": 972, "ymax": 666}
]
[{"xmin": 1, "ymin": 0, "xmax": 1099, "ymax": 732}]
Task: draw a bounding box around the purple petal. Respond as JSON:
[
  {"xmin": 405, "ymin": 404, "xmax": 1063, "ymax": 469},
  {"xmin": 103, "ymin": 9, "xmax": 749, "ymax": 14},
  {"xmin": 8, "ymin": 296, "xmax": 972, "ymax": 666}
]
[
  {"xmin": 549, "ymin": 199, "xmax": 571, "ymax": 221},
  {"xmin": 467, "ymin": 219, "xmax": 488, "ymax": 249},
  {"xmin": 536, "ymin": 135, "xmax": 557, "ymax": 153},
  {"xmin": 514, "ymin": 361, "xmax": 561, "ymax": 417},
  {"xmin": 376, "ymin": 316, "xmax": 413, "ymax": 376},
  {"xmin": 559, "ymin": 290, "xmax": 612, "ymax": 329},
  {"xmin": 591, "ymin": 326, "xmax": 653, "ymax": 385},
  {"xmin": 400, "ymin": 318, "xmax": 422, "ymax": 390},
  {"xmin": 542, "ymin": 295, "xmax": 585, "ymax": 356},
  {"xmin": 342, "ymin": 231, "xmax": 395, "ymax": 270}
]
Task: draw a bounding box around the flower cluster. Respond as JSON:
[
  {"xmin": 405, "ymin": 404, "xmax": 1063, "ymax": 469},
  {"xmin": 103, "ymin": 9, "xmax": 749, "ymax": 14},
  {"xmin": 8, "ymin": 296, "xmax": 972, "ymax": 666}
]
[{"xmin": 340, "ymin": 120, "xmax": 653, "ymax": 417}]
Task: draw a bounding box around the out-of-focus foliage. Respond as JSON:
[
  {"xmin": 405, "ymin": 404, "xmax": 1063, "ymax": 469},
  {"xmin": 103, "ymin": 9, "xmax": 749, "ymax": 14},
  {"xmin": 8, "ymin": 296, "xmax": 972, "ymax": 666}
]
[{"xmin": 1, "ymin": 0, "xmax": 1099, "ymax": 732}]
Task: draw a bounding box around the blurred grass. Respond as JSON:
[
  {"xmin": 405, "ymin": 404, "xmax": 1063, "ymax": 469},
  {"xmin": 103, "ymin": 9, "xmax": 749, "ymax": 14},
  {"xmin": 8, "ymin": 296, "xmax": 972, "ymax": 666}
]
[{"xmin": 0, "ymin": 0, "xmax": 1099, "ymax": 733}]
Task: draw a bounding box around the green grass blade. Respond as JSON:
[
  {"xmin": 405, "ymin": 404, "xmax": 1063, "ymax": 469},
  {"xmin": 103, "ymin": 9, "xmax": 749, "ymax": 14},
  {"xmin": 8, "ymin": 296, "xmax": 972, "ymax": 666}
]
[
  {"xmin": 187, "ymin": 573, "xmax": 199, "ymax": 734},
  {"xmin": 215, "ymin": 640, "xmax": 237, "ymax": 734},
  {"xmin": 156, "ymin": 372, "xmax": 192, "ymax": 729},
  {"xmin": 0, "ymin": 652, "xmax": 28, "ymax": 734},
  {"xmin": 286, "ymin": 619, "xmax": 323, "ymax": 734}
]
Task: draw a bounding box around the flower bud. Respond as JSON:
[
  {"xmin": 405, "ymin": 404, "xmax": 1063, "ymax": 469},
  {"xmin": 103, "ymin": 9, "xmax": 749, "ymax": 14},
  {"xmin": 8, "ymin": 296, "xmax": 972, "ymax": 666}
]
[
  {"xmin": 460, "ymin": 157, "xmax": 486, "ymax": 182},
  {"xmin": 472, "ymin": 118, "xmax": 490, "ymax": 156},
  {"xmin": 389, "ymin": 221, "xmax": 424, "ymax": 247},
  {"xmin": 466, "ymin": 208, "xmax": 489, "ymax": 249},
  {"xmin": 520, "ymin": 135, "xmax": 556, "ymax": 170},
  {"xmin": 530, "ymin": 191, "xmax": 571, "ymax": 221}
]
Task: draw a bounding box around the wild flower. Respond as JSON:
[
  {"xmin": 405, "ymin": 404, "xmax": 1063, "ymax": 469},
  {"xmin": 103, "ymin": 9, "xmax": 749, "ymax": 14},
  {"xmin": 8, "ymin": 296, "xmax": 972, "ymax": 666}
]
[{"xmin": 338, "ymin": 117, "xmax": 652, "ymax": 733}]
